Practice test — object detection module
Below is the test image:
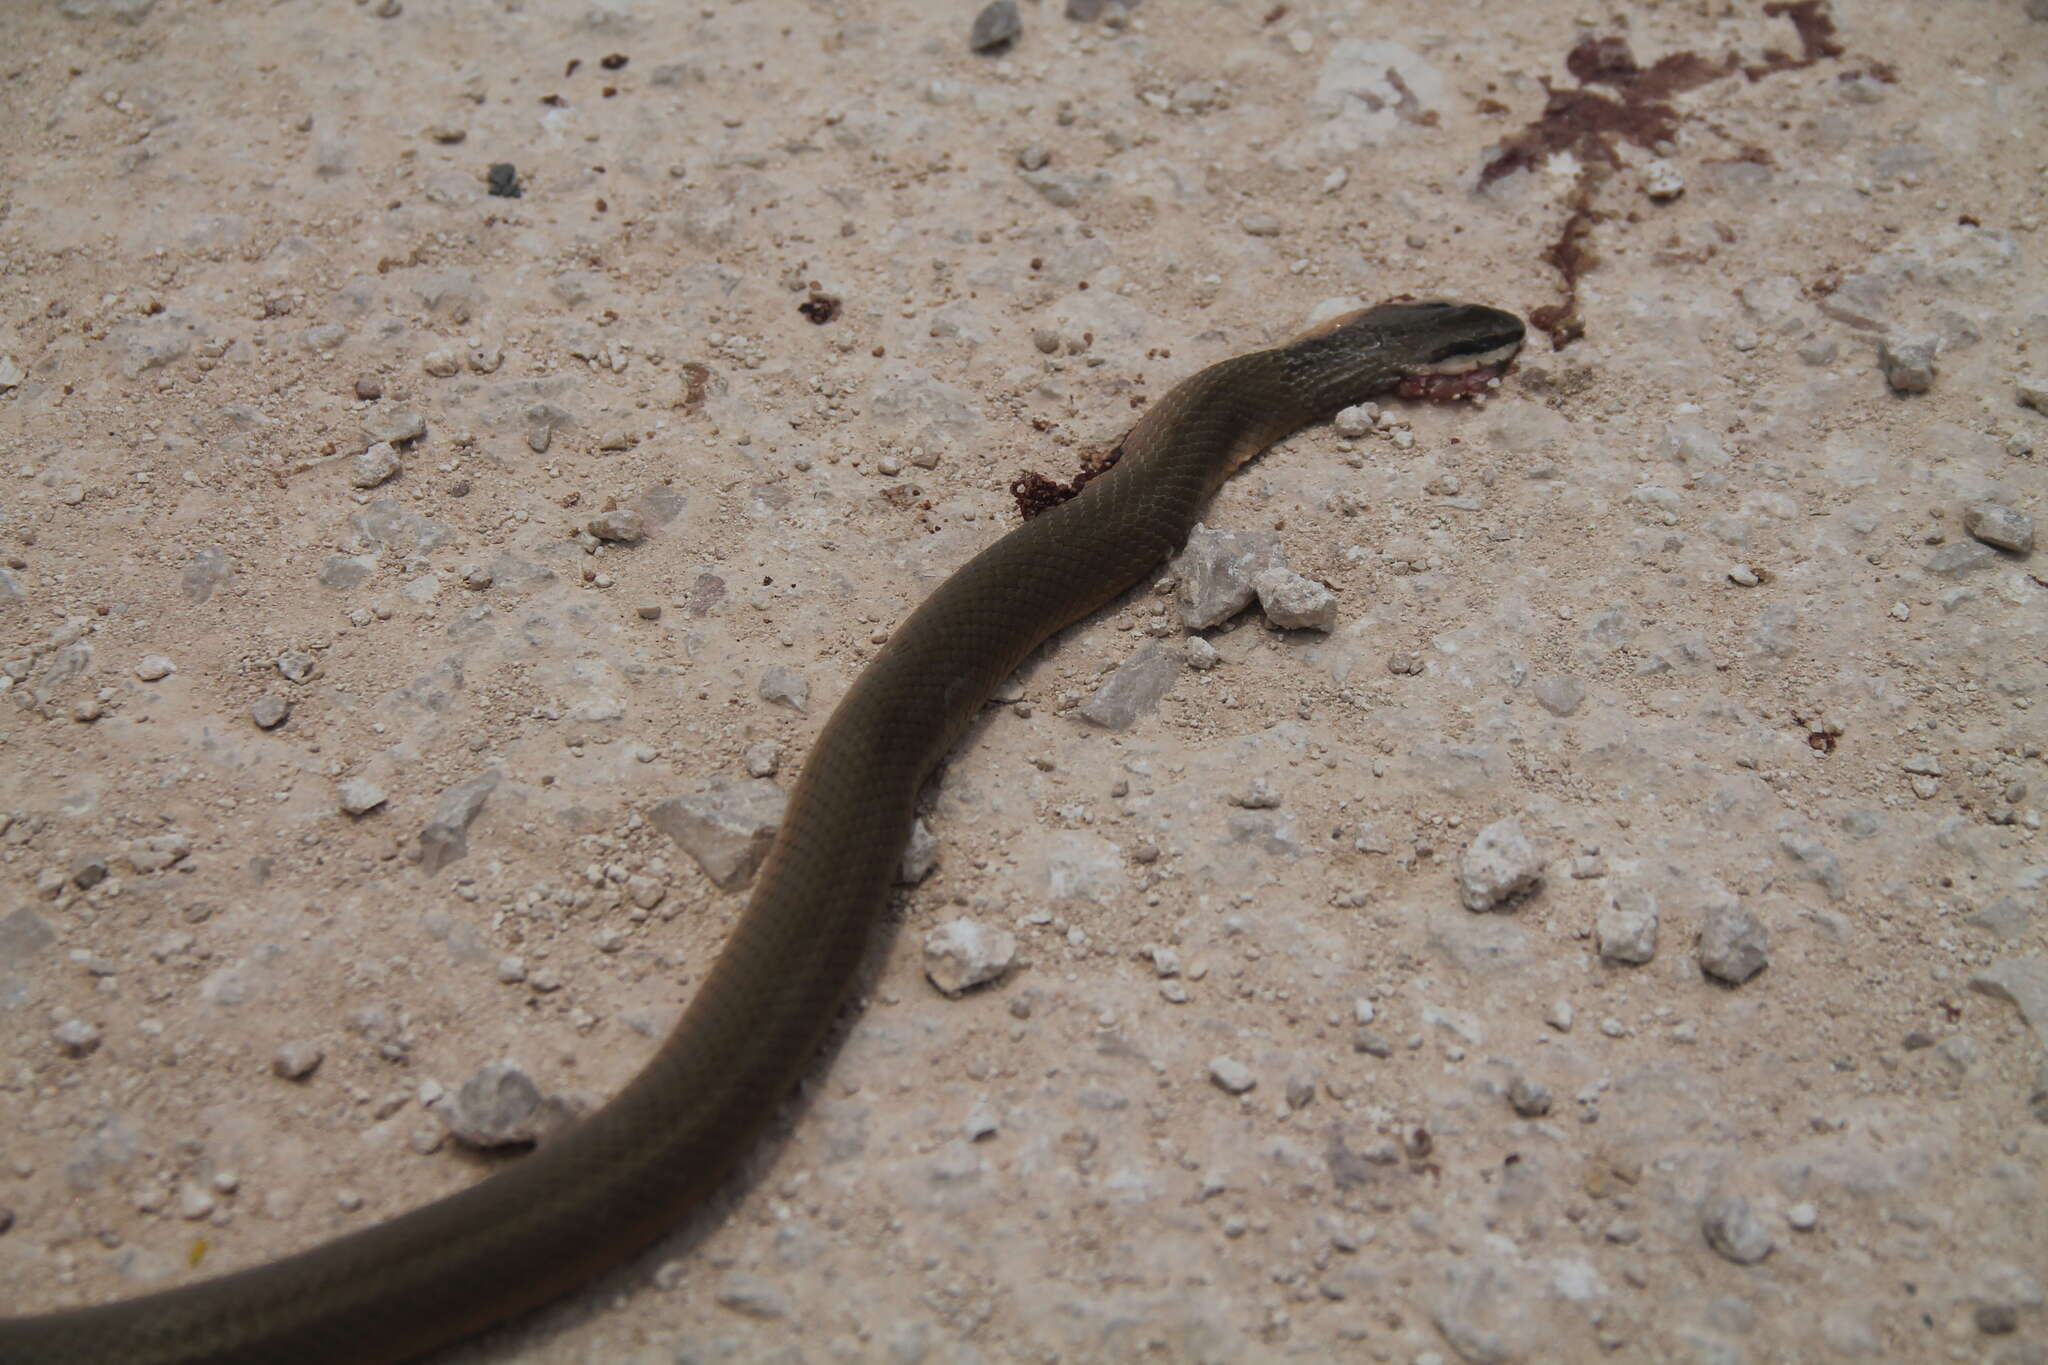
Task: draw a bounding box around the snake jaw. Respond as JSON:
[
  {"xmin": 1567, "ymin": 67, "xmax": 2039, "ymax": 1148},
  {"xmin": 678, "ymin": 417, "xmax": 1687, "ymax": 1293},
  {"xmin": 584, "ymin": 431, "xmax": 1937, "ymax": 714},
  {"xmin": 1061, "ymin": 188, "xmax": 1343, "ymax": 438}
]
[{"xmin": 1394, "ymin": 358, "xmax": 1515, "ymax": 402}]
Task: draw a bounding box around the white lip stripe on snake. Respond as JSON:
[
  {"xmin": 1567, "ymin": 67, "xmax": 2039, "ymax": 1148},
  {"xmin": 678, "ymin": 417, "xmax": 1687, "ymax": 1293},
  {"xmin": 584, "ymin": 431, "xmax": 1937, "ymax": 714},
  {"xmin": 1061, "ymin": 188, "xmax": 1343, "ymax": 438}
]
[{"xmin": 0, "ymin": 297, "xmax": 1525, "ymax": 1365}]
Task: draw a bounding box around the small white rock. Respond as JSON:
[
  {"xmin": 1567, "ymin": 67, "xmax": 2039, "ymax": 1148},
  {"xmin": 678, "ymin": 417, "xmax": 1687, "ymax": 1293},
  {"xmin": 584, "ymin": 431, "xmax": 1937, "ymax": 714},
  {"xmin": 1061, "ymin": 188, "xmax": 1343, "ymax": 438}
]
[
  {"xmin": 1208, "ymin": 1055, "xmax": 1256, "ymax": 1094},
  {"xmin": 337, "ymin": 778, "xmax": 388, "ymax": 816},
  {"xmin": 135, "ymin": 654, "xmax": 176, "ymax": 681},
  {"xmin": 350, "ymin": 441, "xmax": 401, "ymax": 489},
  {"xmin": 922, "ymin": 918, "xmax": 1017, "ymax": 996}
]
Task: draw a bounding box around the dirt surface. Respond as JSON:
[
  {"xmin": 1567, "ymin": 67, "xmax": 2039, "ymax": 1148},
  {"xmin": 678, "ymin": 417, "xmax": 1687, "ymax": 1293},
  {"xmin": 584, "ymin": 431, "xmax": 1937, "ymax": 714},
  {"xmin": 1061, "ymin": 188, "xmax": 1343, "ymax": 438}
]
[{"xmin": 2, "ymin": 1, "xmax": 2046, "ymax": 1362}]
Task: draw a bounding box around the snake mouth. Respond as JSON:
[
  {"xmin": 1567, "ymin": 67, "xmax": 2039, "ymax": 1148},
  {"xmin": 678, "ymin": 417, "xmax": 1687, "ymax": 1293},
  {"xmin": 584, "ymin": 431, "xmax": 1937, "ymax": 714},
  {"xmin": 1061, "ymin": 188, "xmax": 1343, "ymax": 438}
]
[{"xmin": 1395, "ymin": 339, "xmax": 1522, "ymax": 401}]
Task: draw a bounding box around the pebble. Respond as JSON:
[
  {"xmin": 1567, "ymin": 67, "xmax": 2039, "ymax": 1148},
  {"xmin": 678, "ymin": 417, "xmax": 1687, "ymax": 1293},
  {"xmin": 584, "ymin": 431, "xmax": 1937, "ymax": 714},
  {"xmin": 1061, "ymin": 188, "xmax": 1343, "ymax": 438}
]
[
  {"xmin": 1530, "ymin": 675, "xmax": 1586, "ymax": 717},
  {"xmin": 1778, "ymin": 832, "xmax": 1845, "ymax": 900},
  {"xmin": 1963, "ymin": 501, "xmax": 2034, "ymax": 554},
  {"xmin": 1079, "ymin": 640, "xmax": 1181, "ymax": 729},
  {"xmin": 350, "ymin": 441, "xmax": 401, "ymax": 489},
  {"xmin": 1172, "ymin": 524, "xmax": 1287, "ymax": 629},
  {"xmin": 1332, "ymin": 404, "xmax": 1375, "ymax": 438},
  {"xmin": 336, "ymin": 777, "xmax": 388, "ymax": 816},
  {"xmin": 2017, "ymin": 376, "xmax": 2048, "ymax": 415},
  {"xmin": 1596, "ymin": 886, "xmax": 1659, "ymax": 965},
  {"xmin": 272, "ymin": 1040, "xmax": 324, "ymax": 1079},
  {"xmin": 460, "ymin": 564, "xmax": 493, "ymax": 591},
  {"xmin": 1975, "ymin": 1303, "xmax": 2019, "ymax": 1336},
  {"xmin": 417, "ymin": 769, "xmax": 501, "ymax": 875},
  {"xmin": 1728, "ymin": 563, "xmax": 1760, "ymax": 587},
  {"xmin": 1184, "ymin": 636, "xmax": 1220, "ymax": 670},
  {"xmin": 275, "ymin": 649, "xmax": 318, "ymax": 683},
  {"xmin": 1352, "ymin": 1028, "xmax": 1392, "ymax": 1058},
  {"xmin": 1208, "ymin": 1055, "xmax": 1256, "ymax": 1094},
  {"xmin": 1702, "ymin": 1192, "xmax": 1774, "ymax": 1264},
  {"xmin": 922, "ymin": 918, "xmax": 1017, "ymax": 996},
  {"xmin": 249, "ymin": 694, "xmax": 291, "ymax": 729},
  {"xmin": 967, "ymin": 0, "xmax": 1019, "ymax": 52},
  {"xmin": 1698, "ymin": 895, "xmax": 1770, "ymax": 985},
  {"xmin": 1547, "ymin": 999, "xmax": 1574, "ymax": 1032},
  {"xmin": 1252, "ymin": 567, "xmax": 1338, "ymax": 632},
  {"xmin": 743, "ymin": 740, "xmax": 782, "ymax": 777},
  {"xmin": 1971, "ymin": 958, "xmax": 2048, "ymax": 1054},
  {"xmin": 587, "ymin": 509, "xmax": 646, "ymax": 544},
  {"xmin": 361, "ymin": 408, "xmax": 426, "ymax": 445},
  {"xmin": 649, "ymin": 778, "xmax": 786, "ymax": 889},
  {"xmin": 1641, "ymin": 158, "xmax": 1685, "ymax": 201},
  {"xmin": 1240, "ymin": 213, "xmax": 1283, "ymax": 238},
  {"xmin": 134, "ymin": 654, "xmax": 175, "ymax": 681},
  {"xmin": 898, "ymin": 819, "xmax": 938, "ymax": 885},
  {"xmin": 53, "ymin": 1018, "xmax": 101, "ymax": 1057},
  {"xmin": 1878, "ymin": 334, "xmax": 1938, "ymax": 393},
  {"xmin": 353, "ymin": 374, "xmax": 383, "ymax": 400},
  {"xmin": 1507, "ymin": 1075, "xmax": 1553, "ymax": 1117},
  {"xmin": 1016, "ymin": 145, "xmax": 1049, "ymax": 172},
  {"xmin": 437, "ymin": 1060, "xmax": 551, "ymax": 1147},
  {"xmin": 421, "ymin": 349, "xmax": 460, "ymax": 377},
  {"xmin": 0, "ymin": 356, "xmax": 23, "ymax": 390},
  {"xmin": 1457, "ymin": 817, "xmax": 1543, "ymax": 912},
  {"xmin": 1786, "ymin": 1202, "xmax": 1818, "ymax": 1231},
  {"xmin": 758, "ymin": 665, "xmax": 810, "ymax": 712}
]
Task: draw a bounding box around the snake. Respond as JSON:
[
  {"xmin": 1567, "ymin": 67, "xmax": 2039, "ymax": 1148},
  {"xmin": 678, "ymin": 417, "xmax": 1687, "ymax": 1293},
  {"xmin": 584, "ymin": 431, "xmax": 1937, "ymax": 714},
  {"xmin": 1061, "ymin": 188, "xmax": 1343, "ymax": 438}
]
[{"xmin": 0, "ymin": 298, "xmax": 1525, "ymax": 1365}]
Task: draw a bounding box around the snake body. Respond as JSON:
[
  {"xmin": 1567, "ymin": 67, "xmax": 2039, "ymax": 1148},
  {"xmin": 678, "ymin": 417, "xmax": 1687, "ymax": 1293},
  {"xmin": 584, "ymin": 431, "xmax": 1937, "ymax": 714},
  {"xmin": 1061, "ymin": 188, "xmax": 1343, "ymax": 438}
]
[{"xmin": 0, "ymin": 299, "xmax": 1524, "ymax": 1365}]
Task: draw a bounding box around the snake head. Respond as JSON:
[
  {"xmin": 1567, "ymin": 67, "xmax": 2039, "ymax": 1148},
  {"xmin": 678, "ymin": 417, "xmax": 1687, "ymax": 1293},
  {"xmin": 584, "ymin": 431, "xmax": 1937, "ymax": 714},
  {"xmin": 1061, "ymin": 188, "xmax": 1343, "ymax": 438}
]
[{"xmin": 1289, "ymin": 298, "xmax": 1528, "ymax": 405}]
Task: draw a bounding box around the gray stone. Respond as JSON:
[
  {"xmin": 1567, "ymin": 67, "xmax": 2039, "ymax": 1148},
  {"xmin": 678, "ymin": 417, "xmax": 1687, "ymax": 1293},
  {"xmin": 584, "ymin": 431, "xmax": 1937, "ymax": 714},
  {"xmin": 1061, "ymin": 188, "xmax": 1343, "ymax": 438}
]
[
  {"xmin": 337, "ymin": 777, "xmax": 387, "ymax": 816},
  {"xmin": 1208, "ymin": 1056, "xmax": 1256, "ymax": 1094},
  {"xmin": 1597, "ymin": 886, "xmax": 1659, "ymax": 965},
  {"xmin": 1927, "ymin": 541, "xmax": 1997, "ymax": 576},
  {"xmin": 318, "ymin": 555, "xmax": 376, "ymax": 590},
  {"xmin": 716, "ymin": 1272, "xmax": 792, "ymax": 1320},
  {"xmin": 1972, "ymin": 958, "xmax": 2048, "ymax": 1055},
  {"xmin": 1530, "ymin": 675, "xmax": 1586, "ymax": 717},
  {"xmin": 417, "ymin": 769, "xmax": 501, "ymax": 874},
  {"xmin": 271, "ymin": 1040, "xmax": 324, "ymax": 1079},
  {"xmin": 1507, "ymin": 1075, "xmax": 1552, "ymax": 1117},
  {"xmin": 922, "ymin": 918, "xmax": 1016, "ymax": 996},
  {"xmin": 899, "ymin": 819, "xmax": 938, "ymax": 884},
  {"xmin": 274, "ymin": 649, "xmax": 317, "ymax": 683},
  {"xmin": 0, "ymin": 906, "xmax": 58, "ymax": 967},
  {"xmin": 437, "ymin": 1060, "xmax": 556, "ymax": 1147},
  {"xmin": 1431, "ymin": 1259, "xmax": 1527, "ymax": 1365},
  {"xmin": 53, "ymin": 1018, "xmax": 101, "ymax": 1057},
  {"xmin": 758, "ymin": 665, "xmax": 809, "ymax": 712},
  {"xmin": 587, "ymin": 509, "xmax": 645, "ymax": 543},
  {"xmin": 1878, "ymin": 334, "xmax": 1938, "ymax": 393},
  {"xmin": 180, "ymin": 547, "xmax": 232, "ymax": 603},
  {"xmin": 1078, "ymin": 640, "xmax": 1181, "ymax": 729},
  {"xmin": 1964, "ymin": 502, "xmax": 2034, "ymax": 554},
  {"xmin": 1965, "ymin": 896, "xmax": 2036, "ymax": 941},
  {"xmin": 1702, "ymin": 1193, "xmax": 1774, "ymax": 1264},
  {"xmin": 1779, "ymin": 832, "xmax": 1845, "ymax": 899},
  {"xmin": 967, "ymin": 0, "xmax": 1020, "ymax": 53},
  {"xmin": 649, "ymin": 779, "xmax": 787, "ymax": 889},
  {"xmin": 1458, "ymin": 817, "xmax": 1543, "ymax": 912},
  {"xmin": 1252, "ymin": 567, "xmax": 1338, "ymax": 631},
  {"xmin": 250, "ymin": 695, "xmax": 291, "ymax": 729},
  {"xmin": 1172, "ymin": 523, "xmax": 1286, "ymax": 629},
  {"xmin": 350, "ymin": 441, "xmax": 401, "ymax": 489},
  {"xmin": 1698, "ymin": 896, "xmax": 1770, "ymax": 985},
  {"xmin": 361, "ymin": 407, "xmax": 427, "ymax": 445}
]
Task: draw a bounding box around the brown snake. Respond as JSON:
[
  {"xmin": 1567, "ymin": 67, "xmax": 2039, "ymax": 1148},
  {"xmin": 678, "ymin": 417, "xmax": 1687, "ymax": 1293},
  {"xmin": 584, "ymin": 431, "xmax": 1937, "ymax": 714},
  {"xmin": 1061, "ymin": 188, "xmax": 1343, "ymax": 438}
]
[{"xmin": 0, "ymin": 298, "xmax": 1525, "ymax": 1364}]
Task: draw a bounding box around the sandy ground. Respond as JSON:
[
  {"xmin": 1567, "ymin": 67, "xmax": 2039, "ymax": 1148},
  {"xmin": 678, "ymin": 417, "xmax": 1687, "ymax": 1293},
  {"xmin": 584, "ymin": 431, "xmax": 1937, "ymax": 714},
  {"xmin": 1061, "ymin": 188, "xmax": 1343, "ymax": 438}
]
[{"xmin": 2, "ymin": 0, "xmax": 2046, "ymax": 1361}]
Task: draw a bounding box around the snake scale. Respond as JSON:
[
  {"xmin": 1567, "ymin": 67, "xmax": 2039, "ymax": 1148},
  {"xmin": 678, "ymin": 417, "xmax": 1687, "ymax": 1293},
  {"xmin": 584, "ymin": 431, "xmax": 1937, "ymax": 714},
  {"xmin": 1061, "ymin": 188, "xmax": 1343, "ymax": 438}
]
[{"xmin": 0, "ymin": 298, "xmax": 1525, "ymax": 1365}]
